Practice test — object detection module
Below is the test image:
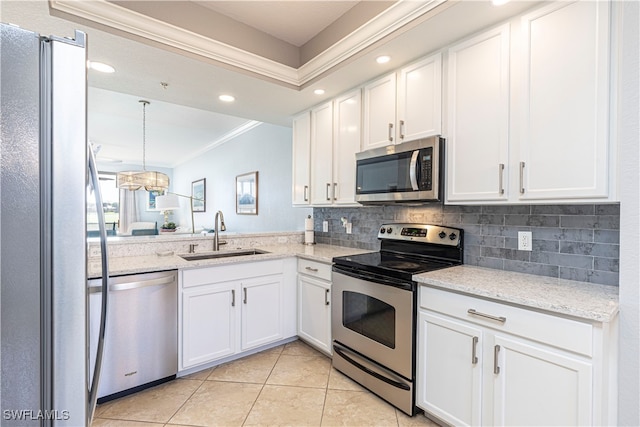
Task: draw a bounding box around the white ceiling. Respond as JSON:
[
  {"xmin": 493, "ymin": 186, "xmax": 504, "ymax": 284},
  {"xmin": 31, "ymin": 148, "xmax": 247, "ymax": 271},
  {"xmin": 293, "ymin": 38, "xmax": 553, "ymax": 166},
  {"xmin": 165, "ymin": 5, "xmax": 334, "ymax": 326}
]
[
  {"xmin": 1, "ymin": 0, "xmax": 541, "ymax": 168},
  {"xmin": 193, "ymin": 1, "xmax": 360, "ymax": 47}
]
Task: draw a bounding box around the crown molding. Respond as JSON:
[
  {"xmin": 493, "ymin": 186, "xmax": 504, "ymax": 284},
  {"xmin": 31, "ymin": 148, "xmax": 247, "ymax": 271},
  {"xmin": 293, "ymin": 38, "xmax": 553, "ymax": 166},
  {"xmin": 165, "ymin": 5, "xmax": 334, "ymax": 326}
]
[
  {"xmin": 49, "ymin": 0, "xmax": 445, "ymax": 88},
  {"xmin": 172, "ymin": 120, "xmax": 263, "ymax": 167}
]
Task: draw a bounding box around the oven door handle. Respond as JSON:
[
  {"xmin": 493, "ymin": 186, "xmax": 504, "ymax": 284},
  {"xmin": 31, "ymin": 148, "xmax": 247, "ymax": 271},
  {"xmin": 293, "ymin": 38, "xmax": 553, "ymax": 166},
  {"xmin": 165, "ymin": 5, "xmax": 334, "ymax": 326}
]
[
  {"xmin": 332, "ymin": 267, "xmax": 413, "ymax": 291},
  {"xmin": 333, "ymin": 345, "xmax": 410, "ymax": 391}
]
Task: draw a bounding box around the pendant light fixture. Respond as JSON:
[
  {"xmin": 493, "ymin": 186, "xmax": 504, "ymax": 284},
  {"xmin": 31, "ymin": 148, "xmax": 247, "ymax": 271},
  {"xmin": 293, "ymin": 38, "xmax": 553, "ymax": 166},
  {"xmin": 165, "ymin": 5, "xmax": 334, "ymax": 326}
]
[{"xmin": 117, "ymin": 100, "xmax": 170, "ymax": 192}]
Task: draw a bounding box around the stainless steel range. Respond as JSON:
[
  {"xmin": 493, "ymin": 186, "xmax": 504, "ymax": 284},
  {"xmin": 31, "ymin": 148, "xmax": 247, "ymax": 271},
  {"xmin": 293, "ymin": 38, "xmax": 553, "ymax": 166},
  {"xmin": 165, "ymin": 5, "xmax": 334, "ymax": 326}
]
[{"xmin": 331, "ymin": 223, "xmax": 463, "ymax": 416}]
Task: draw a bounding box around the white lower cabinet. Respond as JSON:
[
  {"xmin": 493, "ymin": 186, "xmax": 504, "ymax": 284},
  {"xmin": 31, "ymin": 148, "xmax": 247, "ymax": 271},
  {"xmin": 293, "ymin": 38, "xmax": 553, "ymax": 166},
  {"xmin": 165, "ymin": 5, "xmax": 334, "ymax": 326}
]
[
  {"xmin": 179, "ymin": 259, "xmax": 296, "ymax": 371},
  {"xmin": 417, "ymin": 286, "xmax": 617, "ymax": 426},
  {"xmin": 296, "ymin": 258, "xmax": 332, "ymax": 355}
]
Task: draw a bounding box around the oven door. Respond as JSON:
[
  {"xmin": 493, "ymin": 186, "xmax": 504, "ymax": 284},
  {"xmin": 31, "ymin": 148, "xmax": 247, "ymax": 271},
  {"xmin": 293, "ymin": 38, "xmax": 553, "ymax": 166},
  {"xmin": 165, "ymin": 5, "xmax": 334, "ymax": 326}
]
[{"xmin": 331, "ymin": 267, "xmax": 414, "ymax": 379}]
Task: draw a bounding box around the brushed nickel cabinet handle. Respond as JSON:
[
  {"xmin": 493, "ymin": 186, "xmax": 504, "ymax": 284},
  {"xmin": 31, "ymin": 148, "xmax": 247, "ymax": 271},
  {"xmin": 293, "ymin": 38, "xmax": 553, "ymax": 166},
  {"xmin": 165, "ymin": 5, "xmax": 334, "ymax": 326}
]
[
  {"xmin": 243, "ymin": 288, "xmax": 247, "ymax": 304},
  {"xmin": 472, "ymin": 336, "xmax": 479, "ymax": 365},
  {"xmin": 333, "ymin": 183, "xmax": 338, "ymax": 201},
  {"xmin": 499, "ymin": 163, "xmax": 505, "ymax": 195},
  {"xmin": 388, "ymin": 123, "xmax": 394, "ymax": 142},
  {"xmin": 325, "ymin": 289, "xmax": 330, "ymax": 306},
  {"xmin": 399, "ymin": 120, "xmax": 405, "ymax": 140},
  {"xmin": 305, "ymin": 266, "xmax": 319, "ymax": 272},
  {"xmin": 467, "ymin": 309, "xmax": 506, "ymax": 323},
  {"xmin": 494, "ymin": 345, "xmax": 501, "ymax": 374},
  {"xmin": 326, "ymin": 183, "xmax": 331, "ymax": 201},
  {"xmin": 304, "ymin": 185, "xmax": 309, "ymax": 202},
  {"xmin": 519, "ymin": 161, "xmax": 525, "ymax": 194},
  {"xmin": 231, "ymin": 289, "xmax": 235, "ymax": 307}
]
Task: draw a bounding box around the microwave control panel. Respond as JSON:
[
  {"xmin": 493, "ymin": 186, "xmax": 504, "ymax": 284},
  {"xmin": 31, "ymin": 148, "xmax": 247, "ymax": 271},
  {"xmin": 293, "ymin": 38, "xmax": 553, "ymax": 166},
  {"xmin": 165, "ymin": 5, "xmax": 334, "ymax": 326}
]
[{"xmin": 420, "ymin": 147, "xmax": 433, "ymax": 191}]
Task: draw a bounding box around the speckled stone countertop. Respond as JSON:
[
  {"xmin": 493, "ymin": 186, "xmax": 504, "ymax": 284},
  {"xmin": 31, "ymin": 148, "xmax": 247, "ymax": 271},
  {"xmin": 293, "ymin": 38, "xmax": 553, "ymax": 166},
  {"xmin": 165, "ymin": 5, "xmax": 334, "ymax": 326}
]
[
  {"xmin": 88, "ymin": 243, "xmax": 370, "ymax": 278},
  {"xmin": 414, "ymin": 265, "xmax": 619, "ymax": 323}
]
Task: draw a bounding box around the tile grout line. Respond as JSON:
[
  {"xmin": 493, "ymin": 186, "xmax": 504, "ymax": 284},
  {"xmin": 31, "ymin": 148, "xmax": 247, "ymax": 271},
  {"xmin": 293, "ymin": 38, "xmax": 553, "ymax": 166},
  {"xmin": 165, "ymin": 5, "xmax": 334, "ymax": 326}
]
[
  {"xmin": 164, "ymin": 376, "xmax": 210, "ymax": 426},
  {"xmin": 240, "ymin": 344, "xmax": 284, "ymax": 426}
]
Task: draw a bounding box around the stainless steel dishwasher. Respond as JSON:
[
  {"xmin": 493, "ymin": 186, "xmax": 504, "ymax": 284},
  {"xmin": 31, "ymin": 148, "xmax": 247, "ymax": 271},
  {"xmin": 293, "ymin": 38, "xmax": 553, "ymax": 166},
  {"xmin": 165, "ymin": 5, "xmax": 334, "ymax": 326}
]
[{"xmin": 89, "ymin": 270, "xmax": 177, "ymax": 402}]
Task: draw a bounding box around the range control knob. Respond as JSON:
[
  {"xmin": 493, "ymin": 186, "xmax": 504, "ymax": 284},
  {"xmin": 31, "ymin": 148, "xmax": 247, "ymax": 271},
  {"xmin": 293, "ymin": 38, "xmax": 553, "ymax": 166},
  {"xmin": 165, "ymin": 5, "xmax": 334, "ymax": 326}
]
[
  {"xmin": 438, "ymin": 231, "xmax": 447, "ymax": 239},
  {"xmin": 449, "ymin": 233, "xmax": 457, "ymax": 241},
  {"xmin": 386, "ymin": 227, "xmax": 393, "ymax": 234},
  {"xmin": 380, "ymin": 227, "xmax": 386, "ymax": 234}
]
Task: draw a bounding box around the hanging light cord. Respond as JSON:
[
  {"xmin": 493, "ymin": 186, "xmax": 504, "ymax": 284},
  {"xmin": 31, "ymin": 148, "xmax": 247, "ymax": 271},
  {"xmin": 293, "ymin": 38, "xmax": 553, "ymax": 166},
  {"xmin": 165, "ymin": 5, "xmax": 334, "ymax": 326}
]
[{"xmin": 140, "ymin": 100, "xmax": 149, "ymax": 171}]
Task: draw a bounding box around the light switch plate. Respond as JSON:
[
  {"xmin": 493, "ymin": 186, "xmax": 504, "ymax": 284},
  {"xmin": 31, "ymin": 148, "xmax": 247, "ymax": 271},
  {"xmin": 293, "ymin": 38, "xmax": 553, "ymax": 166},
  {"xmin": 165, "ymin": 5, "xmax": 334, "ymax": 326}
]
[
  {"xmin": 518, "ymin": 231, "xmax": 532, "ymax": 251},
  {"xmin": 322, "ymin": 221, "xmax": 329, "ymax": 232}
]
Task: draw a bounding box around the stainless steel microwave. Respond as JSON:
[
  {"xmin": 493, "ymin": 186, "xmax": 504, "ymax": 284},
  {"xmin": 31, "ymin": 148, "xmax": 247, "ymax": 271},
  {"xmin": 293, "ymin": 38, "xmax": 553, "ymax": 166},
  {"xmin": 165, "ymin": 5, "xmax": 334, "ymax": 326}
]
[{"xmin": 355, "ymin": 137, "xmax": 443, "ymax": 204}]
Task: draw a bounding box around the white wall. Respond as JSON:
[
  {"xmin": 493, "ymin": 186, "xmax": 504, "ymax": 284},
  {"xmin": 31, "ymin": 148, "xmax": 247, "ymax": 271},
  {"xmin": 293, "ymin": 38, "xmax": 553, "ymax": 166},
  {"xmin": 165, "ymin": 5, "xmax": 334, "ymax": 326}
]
[
  {"xmin": 617, "ymin": 2, "xmax": 640, "ymax": 424},
  {"xmin": 171, "ymin": 123, "xmax": 312, "ymax": 233}
]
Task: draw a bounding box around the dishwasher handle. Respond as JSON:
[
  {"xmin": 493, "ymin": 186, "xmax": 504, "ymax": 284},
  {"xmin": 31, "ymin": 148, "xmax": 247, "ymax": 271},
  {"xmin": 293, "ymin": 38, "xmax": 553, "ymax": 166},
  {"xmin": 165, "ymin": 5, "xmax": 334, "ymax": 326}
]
[{"xmin": 89, "ymin": 272, "xmax": 176, "ymax": 293}]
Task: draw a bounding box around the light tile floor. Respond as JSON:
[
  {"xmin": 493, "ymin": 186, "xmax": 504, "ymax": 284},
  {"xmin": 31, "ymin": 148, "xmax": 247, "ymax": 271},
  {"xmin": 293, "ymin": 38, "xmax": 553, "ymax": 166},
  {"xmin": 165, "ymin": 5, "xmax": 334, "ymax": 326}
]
[{"xmin": 92, "ymin": 340, "xmax": 441, "ymax": 427}]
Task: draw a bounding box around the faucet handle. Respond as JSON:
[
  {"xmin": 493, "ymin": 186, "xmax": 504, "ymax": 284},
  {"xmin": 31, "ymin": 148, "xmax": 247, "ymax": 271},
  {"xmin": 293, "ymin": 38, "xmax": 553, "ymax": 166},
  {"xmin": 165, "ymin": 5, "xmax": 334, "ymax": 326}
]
[{"xmin": 188, "ymin": 243, "xmax": 199, "ymax": 253}]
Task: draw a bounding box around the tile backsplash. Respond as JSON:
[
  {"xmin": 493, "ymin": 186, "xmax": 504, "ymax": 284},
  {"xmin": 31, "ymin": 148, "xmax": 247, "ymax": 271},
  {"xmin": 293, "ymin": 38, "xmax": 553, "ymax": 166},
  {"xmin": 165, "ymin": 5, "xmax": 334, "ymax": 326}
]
[{"xmin": 313, "ymin": 203, "xmax": 620, "ymax": 286}]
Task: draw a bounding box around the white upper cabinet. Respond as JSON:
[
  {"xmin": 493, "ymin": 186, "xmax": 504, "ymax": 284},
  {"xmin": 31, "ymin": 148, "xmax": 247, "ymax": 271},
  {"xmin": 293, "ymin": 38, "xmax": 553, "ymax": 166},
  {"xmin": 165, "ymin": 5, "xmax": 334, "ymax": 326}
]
[
  {"xmin": 518, "ymin": 0, "xmax": 610, "ymax": 201},
  {"xmin": 446, "ymin": 25, "xmax": 510, "ymax": 203},
  {"xmin": 446, "ymin": 0, "xmax": 613, "ymax": 204},
  {"xmin": 363, "ymin": 73, "xmax": 397, "ymax": 150},
  {"xmin": 292, "ymin": 112, "xmax": 311, "ymax": 205},
  {"xmin": 397, "ymin": 54, "xmax": 442, "ymax": 143},
  {"xmin": 292, "ymin": 91, "xmax": 361, "ymax": 207},
  {"xmin": 363, "ymin": 53, "xmax": 443, "ymax": 151},
  {"xmin": 332, "ymin": 89, "xmax": 362, "ymax": 205},
  {"xmin": 310, "ymin": 102, "xmax": 334, "ymax": 205}
]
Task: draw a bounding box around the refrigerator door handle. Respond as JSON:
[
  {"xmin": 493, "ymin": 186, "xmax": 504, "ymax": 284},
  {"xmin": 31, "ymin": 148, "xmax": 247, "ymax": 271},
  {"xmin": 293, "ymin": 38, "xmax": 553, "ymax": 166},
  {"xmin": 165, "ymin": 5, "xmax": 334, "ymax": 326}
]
[{"xmin": 87, "ymin": 145, "xmax": 110, "ymax": 422}]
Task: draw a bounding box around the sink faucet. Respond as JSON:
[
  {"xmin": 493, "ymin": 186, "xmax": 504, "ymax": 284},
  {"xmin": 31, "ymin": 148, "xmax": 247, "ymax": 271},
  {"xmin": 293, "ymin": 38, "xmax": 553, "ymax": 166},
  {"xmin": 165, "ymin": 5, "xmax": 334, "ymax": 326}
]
[{"xmin": 213, "ymin": 210, "xmax": 227, "ymax": 251}]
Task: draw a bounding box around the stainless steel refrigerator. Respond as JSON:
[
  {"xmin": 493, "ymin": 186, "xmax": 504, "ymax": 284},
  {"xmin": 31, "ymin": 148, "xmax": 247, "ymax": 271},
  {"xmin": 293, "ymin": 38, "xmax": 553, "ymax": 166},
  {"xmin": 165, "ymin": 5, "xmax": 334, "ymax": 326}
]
[{"xmin": 1, "ymin": 23, "xmax": 110, "ymax": 426}]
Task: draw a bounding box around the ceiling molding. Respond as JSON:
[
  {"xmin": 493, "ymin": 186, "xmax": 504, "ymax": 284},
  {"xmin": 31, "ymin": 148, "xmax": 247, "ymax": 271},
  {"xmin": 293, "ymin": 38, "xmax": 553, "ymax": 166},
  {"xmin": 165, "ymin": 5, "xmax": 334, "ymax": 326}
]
[
  {"xmin": 49, "ymin": 0, "xmax": 446, "ymax": 88},
  {"xmin": 298, "ymin": 0, "xmax": 445, "ymax": 85},
  {"xmin": 172, "ymin": 120, "xmax": 263, "ymax": 168}
]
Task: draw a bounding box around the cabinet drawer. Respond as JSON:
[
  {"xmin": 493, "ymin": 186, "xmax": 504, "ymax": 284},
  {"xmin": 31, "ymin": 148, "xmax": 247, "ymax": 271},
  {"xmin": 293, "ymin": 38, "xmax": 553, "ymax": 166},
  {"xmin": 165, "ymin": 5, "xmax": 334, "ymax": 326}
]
[
  {"xmin": 420, "ymin": 286, "xmax": 593, "ymax": 357},
  {"xmin": 182, "ymin": 259, "xmax": 283, "ymax": 288},
  {"xmin": 297, "ymin": 259, "xmax": 332, "ymax": 282}
]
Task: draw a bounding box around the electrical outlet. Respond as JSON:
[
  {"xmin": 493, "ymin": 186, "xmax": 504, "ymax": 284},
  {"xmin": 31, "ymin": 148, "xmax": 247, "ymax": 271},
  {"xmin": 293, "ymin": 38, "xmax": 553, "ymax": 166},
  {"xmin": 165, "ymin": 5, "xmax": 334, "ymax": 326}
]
[
  {"xmin": 322, "ymin": 221, "xmax": 329, "ymax": 232},
  {"xmin": 346, "ymin": 223, "xmax": 352, "ymax": 234},
  {"xmin": 518, "ymin": 231, "xmax": 532, "ymax": 251}
]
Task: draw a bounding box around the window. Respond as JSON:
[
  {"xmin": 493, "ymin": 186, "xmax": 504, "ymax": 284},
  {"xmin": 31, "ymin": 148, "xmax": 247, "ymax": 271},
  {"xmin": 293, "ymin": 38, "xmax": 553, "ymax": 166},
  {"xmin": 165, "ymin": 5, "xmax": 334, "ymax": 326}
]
[{"xmin": 87, "ymin": 172, "xmax": 120, "ymax": 235}]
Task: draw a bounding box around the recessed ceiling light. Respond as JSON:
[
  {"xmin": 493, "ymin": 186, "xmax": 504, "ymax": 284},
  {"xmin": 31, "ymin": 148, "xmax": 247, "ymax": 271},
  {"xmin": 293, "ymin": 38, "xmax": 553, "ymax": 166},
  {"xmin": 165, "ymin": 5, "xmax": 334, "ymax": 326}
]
[
  {"xmin": 492, "ymin": 0, "xmax": 510, "ymax": 5},
  {"xmin": 87, "ymin": 60, "xmax": 115, "ymax": 73},
  {"xmin": 376, "ymin": 55, "xmax": 391, "ymax": 64},
  {"xmin": 219, "ymin": 94, "xmax": 235, "ymax": 102},
  {"xmin": 314, "ymin": 89, "xmax": 325, "ymax": 95}
]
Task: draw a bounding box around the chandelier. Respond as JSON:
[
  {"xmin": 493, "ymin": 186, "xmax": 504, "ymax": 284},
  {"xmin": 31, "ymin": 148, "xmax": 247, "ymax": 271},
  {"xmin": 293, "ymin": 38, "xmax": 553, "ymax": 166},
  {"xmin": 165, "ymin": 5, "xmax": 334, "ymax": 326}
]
[{"xmin": 117, "ymin": 100, "xmax": 169, "ymax": 192}]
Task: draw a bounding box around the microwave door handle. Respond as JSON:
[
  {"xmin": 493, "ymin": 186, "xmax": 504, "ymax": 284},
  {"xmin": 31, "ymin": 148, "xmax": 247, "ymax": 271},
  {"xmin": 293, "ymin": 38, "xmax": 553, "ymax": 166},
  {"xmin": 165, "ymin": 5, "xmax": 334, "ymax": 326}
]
[{"xmin": 409, "ymin": 150, "xmax": 420, "ymax": 190}]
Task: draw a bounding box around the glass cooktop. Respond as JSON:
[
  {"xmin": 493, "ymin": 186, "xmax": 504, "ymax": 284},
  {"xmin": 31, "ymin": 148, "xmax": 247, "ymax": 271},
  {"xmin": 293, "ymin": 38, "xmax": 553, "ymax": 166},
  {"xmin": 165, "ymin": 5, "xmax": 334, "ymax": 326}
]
[{"xmin": 332, "ymin": 251, "xmax": 456, "ymax": 282}]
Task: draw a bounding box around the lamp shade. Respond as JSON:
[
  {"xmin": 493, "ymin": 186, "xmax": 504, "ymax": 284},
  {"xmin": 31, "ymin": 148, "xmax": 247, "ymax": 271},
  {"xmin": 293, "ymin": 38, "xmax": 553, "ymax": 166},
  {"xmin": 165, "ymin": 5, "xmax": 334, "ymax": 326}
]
[{"xmin": 156, "ymin": 194, "xmax": 180, "ymax": 210}]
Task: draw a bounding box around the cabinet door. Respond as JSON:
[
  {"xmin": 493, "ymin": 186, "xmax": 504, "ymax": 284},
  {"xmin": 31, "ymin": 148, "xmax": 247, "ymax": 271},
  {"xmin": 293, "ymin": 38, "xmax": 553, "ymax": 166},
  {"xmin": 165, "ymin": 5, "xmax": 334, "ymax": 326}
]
[
  {"xmin": 492, "ymin": 335, "xmax": 593, "ymax": 426},
  {"xmin": 181, "ymin": 283, "xmax": 237, "ymax": 369},
  {"xmin": 519, "ymin": 1, "xmax": 610, "ymax": 200},
  {"xmin": 297, "ymin": 275, "xmax": 331, "ymax": 355},
  {"xmin": 292, "ymin": 112, "xmax": 311, "ymax": 205},
  {"xmin": 363, "ymin": 73, "xmax": 397, "ymax": 150},
  {"xmin": 310, "ymin": 101, "xmax": 334, "ymax": 205},
  {"xmin": 333, "ymin": 90, "xmax": 361, "ymax": 205},
  {"xmin": 417, "ymin": 311, "xmax": 483, "ymax": 427},
  {"xmin": 446, "ymin": 24, "xmax": 510, "ymax": 203},
  {"xmin": 397, "ymin": 53, "xmax": 442, "ymax": 143},
  {"xmin": 241, "ymin": 274, "xmax": 284, "ymax": 351}
]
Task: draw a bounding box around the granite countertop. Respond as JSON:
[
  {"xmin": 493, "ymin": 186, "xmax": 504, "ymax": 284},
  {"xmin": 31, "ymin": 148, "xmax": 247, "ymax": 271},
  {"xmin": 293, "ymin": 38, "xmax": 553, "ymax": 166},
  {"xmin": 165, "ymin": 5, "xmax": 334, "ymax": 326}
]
[
  {"xmin": 414, "ymin": 265, "xmax": 619, "ymax": 323},
  {"xmin": 88, "ymin": 243, "xmax": 370, "ymax": 278}
]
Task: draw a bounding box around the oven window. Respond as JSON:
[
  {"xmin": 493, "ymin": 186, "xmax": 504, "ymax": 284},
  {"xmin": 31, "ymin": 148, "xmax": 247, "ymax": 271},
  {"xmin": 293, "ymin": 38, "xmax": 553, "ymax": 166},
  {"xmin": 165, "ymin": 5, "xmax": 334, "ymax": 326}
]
[{"xmin": 342, "ymin": 291, "xmax": 395, "ymax": 349}]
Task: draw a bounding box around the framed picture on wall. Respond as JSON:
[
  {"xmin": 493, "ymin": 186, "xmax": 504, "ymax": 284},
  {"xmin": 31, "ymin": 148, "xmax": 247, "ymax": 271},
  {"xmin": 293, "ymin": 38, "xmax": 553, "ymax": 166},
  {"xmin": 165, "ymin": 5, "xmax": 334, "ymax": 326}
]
[
  {"xmin": 236, "ymin": 171, "xmax": 258, "ymax": 215},
  {"xmin": 147, "ymin": 191, "xmax": 159, "ymax": 211},
  {"xmin": 191, "ymin": 178, "xmax": 206, "ymax": 212}
]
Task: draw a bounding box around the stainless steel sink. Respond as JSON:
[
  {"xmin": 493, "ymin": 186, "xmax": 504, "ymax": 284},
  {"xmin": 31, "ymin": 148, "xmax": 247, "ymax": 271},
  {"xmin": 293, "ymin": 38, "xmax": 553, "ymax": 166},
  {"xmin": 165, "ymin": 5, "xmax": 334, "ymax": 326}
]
[{"xmin": 179, "ymin": 249, "xmax": 270, "ymax": 261}]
